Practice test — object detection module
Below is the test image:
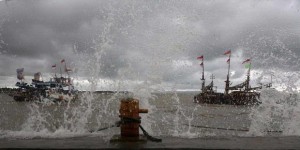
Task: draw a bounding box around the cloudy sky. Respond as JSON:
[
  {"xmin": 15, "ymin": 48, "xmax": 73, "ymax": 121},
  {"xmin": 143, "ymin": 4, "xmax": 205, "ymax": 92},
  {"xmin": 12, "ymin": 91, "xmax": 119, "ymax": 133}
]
[{"xmin": 0, "ymin": 0, "xmax": 300, "ymax": 91}]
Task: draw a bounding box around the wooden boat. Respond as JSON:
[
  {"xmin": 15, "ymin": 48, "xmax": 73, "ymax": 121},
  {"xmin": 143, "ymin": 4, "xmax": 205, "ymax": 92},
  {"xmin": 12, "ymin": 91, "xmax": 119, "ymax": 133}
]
[{"xmin": 193, "ymin": 51, "xmax": 270, "ymax": 105}]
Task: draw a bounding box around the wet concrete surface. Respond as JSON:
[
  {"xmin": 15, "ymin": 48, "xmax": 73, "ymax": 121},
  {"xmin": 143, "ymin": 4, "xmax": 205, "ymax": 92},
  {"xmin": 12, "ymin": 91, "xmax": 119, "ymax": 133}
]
[{"xmin": 1, "ymin": 136, "xmax": 300, "ymax": 149}]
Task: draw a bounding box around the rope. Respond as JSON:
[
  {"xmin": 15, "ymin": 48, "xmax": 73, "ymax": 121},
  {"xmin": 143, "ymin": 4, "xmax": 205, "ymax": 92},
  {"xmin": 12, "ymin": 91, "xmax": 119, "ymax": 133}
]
[
  {"xmin": 120, "ymin": 116, "xmax": 162, "ymax": 142},
  {"xmin": 139, "ymin": 125, "xmax": 162, "ymax": 142},
  {"xmin": 184, "ymin": 124, "xmax": 249, "ymax": 131},
  {"xmin": 119, "ymin": 116, "xmax": 141, "ymax": 124},
  {"xmin": 90, "ymin": 116, "xmax": 162, "ymax": 142},
  {"xmin": 89, "ymin": 124, "xmax": 118, "ymax": 133},
  {"xmin": 185, "ymin": 124, "xmax": 283, "ymax": 133}
]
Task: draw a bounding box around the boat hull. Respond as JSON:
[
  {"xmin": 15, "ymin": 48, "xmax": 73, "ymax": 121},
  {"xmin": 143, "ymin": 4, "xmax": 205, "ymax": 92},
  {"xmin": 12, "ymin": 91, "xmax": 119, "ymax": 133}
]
[
  {"xmin": 194, "ymin": 91, "xmax": 261, "ymax": 105},
  {"xmin": 10, "ymin": 88, "xmax": 77, "ymax": 102}
]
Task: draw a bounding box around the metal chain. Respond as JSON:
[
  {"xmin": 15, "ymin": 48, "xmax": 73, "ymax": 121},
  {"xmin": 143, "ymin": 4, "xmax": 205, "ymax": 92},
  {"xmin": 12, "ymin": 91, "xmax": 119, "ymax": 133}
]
[{"xmin": 90, "ymin": 116, "xmax": 162, "ymax": 142}]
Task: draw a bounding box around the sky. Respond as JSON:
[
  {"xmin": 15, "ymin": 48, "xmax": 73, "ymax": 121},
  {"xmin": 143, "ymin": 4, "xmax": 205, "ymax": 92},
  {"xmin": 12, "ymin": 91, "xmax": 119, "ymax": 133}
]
[{"xmin": 0, "ymin": 0, "xmax": 300, "ymax": 91}]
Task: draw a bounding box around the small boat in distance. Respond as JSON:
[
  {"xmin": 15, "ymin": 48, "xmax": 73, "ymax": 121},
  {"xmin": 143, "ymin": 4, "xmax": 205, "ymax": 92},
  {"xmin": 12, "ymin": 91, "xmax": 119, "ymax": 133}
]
[
  {"xmin": 10, "ymin": 59, "xmax": 78, "ymax": 102},
  {"xmin": 193, "ymin": 50, "xmax": 271, "ymax": 105}
]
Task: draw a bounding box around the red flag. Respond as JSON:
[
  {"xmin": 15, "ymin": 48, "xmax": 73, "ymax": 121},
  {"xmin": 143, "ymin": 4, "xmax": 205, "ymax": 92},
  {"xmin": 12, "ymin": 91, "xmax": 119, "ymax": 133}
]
[
  {"xmin": 242, "ymin": 59, "xmax": 251, "ymax": 64},
  {"xmin": 200, "ymin": 62, "xmax": 203, "ymax": 67},
  {"xmin": 224, "ymin": 50, "xmax": 231, "ymax": 55},
  {"xmin": 61, "ymin": 59, "xmax": 65, "ymax": 63},
  {"xmin": 16, "ymin": 68, "xmax": 24, "ymax": 80},
  {"xmin": 227, "ymin": 58, "xmax": 230, "ymax": 64},
  {"xmin": 34, "ymin": 72, "xmax": 41, "ymax": 81},
  {"xmin": 65, "ymin": 68, "xmax": 72, "ymax": 72},
  {"xmin": 197, "ymin": 55, "xmax": 203, "ymax": 60},
  {"xmin": 52, "ymin": 64, "xmax": 56, "ymax": 69}
]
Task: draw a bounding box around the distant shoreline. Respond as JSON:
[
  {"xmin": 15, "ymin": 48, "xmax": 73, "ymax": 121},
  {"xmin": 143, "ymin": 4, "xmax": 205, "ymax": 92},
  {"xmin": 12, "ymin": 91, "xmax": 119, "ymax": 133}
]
[
  {"xmin": 0, "ymin": 88, "xmax": 130, "ymax": 93},
  {"xmin": 0, "ymin": 87, "xmax": 200, "ymax": 94}
]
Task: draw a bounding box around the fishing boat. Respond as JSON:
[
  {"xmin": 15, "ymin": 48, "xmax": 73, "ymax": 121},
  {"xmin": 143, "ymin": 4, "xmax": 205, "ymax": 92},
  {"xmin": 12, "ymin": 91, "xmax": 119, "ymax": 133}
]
[
  {"xmin": 193, "ymin": 50, "xmax": 271, "ymax": 105},
  {"xmin": 11, "ymin": 60, "xmax": 78, "ymax": 102}
]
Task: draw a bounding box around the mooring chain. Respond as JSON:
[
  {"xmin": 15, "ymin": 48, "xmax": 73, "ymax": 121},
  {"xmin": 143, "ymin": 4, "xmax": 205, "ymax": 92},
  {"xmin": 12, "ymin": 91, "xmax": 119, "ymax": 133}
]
[
  {"xmin": 184, "ymin": 124, "xmax": 283, "ymax": 133},
  {"xmin": 91, "ymin": 116, "xmax": 162, "ymax": 142},
  {"xmin": 139, "ymin": 124, "xmax": 162, "ymax": 142},
  {"xmin": 118, "ymin": 116, "xmax": 141, "ymax": 125},
  {"xmin": 119, "ymin": 116, "xmax": 162, "ymax": 142}
]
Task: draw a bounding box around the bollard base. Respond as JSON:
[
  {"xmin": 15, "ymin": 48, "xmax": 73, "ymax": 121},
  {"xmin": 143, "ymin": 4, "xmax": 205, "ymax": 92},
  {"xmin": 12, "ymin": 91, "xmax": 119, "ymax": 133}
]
[{"xmin": 109, "ymin": 135, "xmax": 147, "ymax": 143}]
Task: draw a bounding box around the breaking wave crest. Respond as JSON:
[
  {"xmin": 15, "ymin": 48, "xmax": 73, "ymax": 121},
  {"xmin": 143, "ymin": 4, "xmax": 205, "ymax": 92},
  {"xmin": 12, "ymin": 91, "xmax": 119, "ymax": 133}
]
[{"xmin": 248, "ymin": 88, "xmax": 300, "ymax": 136}]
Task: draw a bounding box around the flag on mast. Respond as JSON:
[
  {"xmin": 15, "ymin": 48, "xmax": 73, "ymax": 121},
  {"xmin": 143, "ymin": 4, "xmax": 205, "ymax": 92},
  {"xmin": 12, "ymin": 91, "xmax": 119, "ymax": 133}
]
[
  {"xmin": 16, "ymin": 68, "xmax": 24, "ymax": 80},
  {"xmin": 52, "ymin": 64, "xmax": 56, "ymax": 69},
  {"xmin": 242, "ymin": 58, "xmax": 251, "ymax": 64},
  {"xmin": 197, "ymin": 55, "xmax": 204, "ymax": 60},
  {"xmin": 200, "ymin": 62, "xmax": 203, "ymax": 67},
  {"xmin": 227, "ymin": 58, "xmax": 230, "ymax": 64},
  {"xmin": 65, "ymin": 67, "xmax": 72, "ymax": 72},
  {"xmin": 224, "ymin": 50, "xmax": 231, "ymax": 55},
  {"xmin": 34, "ymin": 72, "xmax": 41, "ymax": 81}
]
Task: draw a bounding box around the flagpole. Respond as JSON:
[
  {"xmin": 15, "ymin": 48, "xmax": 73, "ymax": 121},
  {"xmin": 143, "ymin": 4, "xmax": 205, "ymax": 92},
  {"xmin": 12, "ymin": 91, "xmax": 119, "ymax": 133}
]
[
  {"xmin": 60, "ymin": 66, "xmax": 62, "ymax": 78},
  {"xmin": 60, "ymin": 59, "xmax": 65, "ymax": 79},
  {"xmin": 225, "ymin": 54, "xmax": 231, "ymax": 95},
  {"xmin": 270, "ymin": 73, "xmax": 274, "ymax": 87},
  {"xmin": 65, "ymin": 62, "xmax": 70, "ymax": 77},
  {"xmin": 41, "ymin": 73, "xmax": 43, "ymax": 82},
  {"xmin": 201, "ymin": 61, "xmax": 205, "ymax": 92},
  {"xmin": 246, "ymin": 62, "xmax": 251, "ymax": 91},
  {"xmin": 197, "ymin": 55, "xmax": 205, "ymax": 92},
  {"xmin": 54, "ymin": 64, "xmax": 57, "ymax": 78},
  {"xmin": 52, "ymin": 65, "xmax": 57, "ymax": 78}
]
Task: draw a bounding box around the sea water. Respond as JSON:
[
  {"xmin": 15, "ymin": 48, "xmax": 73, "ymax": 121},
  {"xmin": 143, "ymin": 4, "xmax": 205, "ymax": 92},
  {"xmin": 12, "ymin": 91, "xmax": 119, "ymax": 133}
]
[{"xmin": 1, "ymin": 88, "xmax": 299, "ymax": 141}]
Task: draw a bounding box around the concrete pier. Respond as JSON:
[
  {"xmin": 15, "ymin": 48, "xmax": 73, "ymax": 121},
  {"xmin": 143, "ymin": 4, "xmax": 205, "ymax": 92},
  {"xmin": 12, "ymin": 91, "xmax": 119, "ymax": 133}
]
[{"xmin": 1, "ymin": 136, "xmax": 300, "ymax": 149}]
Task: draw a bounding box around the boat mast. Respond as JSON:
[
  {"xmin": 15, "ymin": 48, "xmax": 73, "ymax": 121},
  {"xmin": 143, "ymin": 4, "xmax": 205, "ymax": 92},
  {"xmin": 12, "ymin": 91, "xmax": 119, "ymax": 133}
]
[
  {"xmin": 65, "ymin": 61, "xmax": 69, "ymax": 77},
  {"xmin": 269, "ymin": 72, "xmax": 274, "ymax": 88},
  {"xmin": 241, "ymin": 58, "xmax": 251, "ymax": 91},
  {"xmin": 245, "ymin": 62, "xmax": 251, "ymax": 91},
  {"xmin": 210, "ymin": 74, "xmax": 215, "ymax": 86},
  {"xmin": 210, "ymin": 74, "xmax": 215, "ymax": 92},
  {"xmin": 60, "ymin": 67, "xmax": 62, "ymax": 78},
  {"xmin": 201, "ymin": 61, "xmax": 205, "ymax": 92},
  {"xmin": 197, "ymin": 55, "xmax": 205, "ymax": 92},
  {"xmin": 225, "ymin": 52, "xmax": 231, "ymax": 95},
  {"xmin": 52, "ymin": 64, "xmax": 57, "ymax": 78},
  {"xmin": 60, "ymin": 59, "xmax": 65, "ymax": 79}
]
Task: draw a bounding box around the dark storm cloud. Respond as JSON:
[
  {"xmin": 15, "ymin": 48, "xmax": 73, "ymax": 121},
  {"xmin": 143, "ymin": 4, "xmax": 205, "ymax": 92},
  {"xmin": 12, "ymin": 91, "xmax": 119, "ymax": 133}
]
[
  {"xmin": 0, "ymin": 0, "xmax": 300, "ymax": 89},
  {"xmin": 0, "ymin": 0, "xmax": 103, "ymax": 75}
]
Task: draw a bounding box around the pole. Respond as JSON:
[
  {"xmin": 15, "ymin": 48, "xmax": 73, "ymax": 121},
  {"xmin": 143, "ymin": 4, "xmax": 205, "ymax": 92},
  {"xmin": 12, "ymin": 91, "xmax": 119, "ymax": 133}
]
[
  {"xmin": 225, "ymin": 54, "xmax": 231, "ymax": 95},
  {"xmin": 246, "ymin": 62, "xmax": 251, "ymax": 91},
  {"xmin": 201, "ymin": 61, "xmax": 205, "ymax": 92},
  {"xmin": 54, "ymin": 66, "xmax": 57, "ymax": 78},
  {"xmin": 60, "ymin": 67, "xmax": 62, "ymax": 78},
  {"xmin": 210, "ymin": 74, "xmax": 215, "ymax": 85},
  {"xmin": 270, "ymin": 73, "xmax": 274, "ymax": 87},
  {"xmin": 65, "ymin": 62, "xmax": 68, "ymax": 76}
]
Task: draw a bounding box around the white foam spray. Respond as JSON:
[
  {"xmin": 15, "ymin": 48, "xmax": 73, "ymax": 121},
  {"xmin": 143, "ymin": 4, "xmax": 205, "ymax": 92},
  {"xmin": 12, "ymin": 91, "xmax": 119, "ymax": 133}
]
[{"xmin": 248, "ymin": 88, "xmax": 300, "ymax": 136}]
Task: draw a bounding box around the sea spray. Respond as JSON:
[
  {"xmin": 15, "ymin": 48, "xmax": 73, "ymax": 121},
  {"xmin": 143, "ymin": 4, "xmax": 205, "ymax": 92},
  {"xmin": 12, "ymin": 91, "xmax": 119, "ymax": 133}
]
[
  {"xmin": 0, "ymin": 3, "xmax": 8, "ymax": 51},
  {"xmin": 172, "ymin": 92, "xmax": 181, "ymax": 136},
  {"xmin": 282, "ymin": 93, "xmax": 300, "ymax": 135},
  {"xmin": 181, "ymin": 106, "xmax": 199, "ymax": 137},
  {"xmin": 60, "ymin": 93, "xmax": 94, "ymax": 133},
  {"xmin": 130, "ymin": 83, "xmax": 159, "ymax": 136},
  {"xmin": 248, "ymin": 88, "xmax": 300, "ymax": 136},
  {"xmin": 21, "ymin": 103, "xmax": 51, "ymax": 133},
  {"xmin": 93, "ymin": 92, "xmax": 120, "ymax": 141},
  {"xmin": 171, "ymin": 92, "xmax": 199, "ymax": 138}
]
